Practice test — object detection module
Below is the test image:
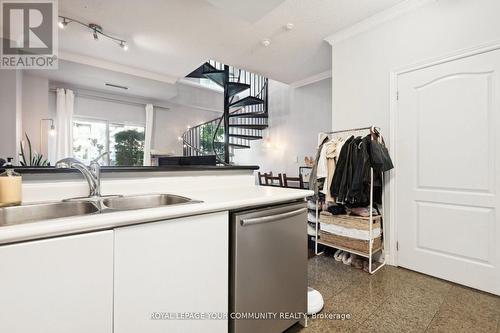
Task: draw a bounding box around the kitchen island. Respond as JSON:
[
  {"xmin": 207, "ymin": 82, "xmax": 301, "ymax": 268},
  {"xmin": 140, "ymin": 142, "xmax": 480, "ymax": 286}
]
[{"xmin": 0, "ymin": 168, "xmax": 312, "ymax": 333}]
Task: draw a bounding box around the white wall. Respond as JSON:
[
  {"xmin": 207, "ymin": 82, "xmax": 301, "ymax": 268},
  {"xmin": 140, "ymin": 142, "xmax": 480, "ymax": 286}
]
[
  {"xmin": 152, "ymin": 106, "xmax": 220, "ymax": 156},
  {"xmin": 331, "ymin": 0, "xmax": 500, "ymax": 133},
  {"xmin": 169, "ymin": 83, "xmax": 222, "ymax": 112},
  {"xmin": 0, "ymin": 69, "xmax": 22, "ymax": 164},
  {"xmin": 73, "ymin": 95, "xmax": 146, "ymax": 125},
  {"xmin": 330, "ymin": 0, "xmax": 500, "ymax": 263},
  {"xmin": 233, "ymin": 78, "xmax": 332, "ymax": 176},
  {"xmin": 22, "ymin": 74, "xmax": 50, "ymax": 157}
]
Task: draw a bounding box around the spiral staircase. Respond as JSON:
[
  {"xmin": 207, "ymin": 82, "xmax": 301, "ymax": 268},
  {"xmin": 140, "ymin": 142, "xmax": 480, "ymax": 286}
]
[{"xmin": 182, "ymin": 60, "xmax": 269, "ymax": 164}]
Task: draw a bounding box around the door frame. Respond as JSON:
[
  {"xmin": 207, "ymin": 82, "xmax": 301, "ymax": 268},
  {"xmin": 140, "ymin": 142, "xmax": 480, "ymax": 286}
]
[{"xmin": 388, "ymin": 39, "xmax": 500, "ymax": 266}]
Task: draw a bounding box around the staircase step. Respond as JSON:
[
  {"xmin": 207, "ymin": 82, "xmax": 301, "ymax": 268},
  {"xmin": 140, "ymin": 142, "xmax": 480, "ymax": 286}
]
[
  {"xmin": 229, "ymin": 112, "xmax": 268, "ymax": 118},
  {"xmin": 186, "ymin": 62, "xmax": 217, "ymax": 79},
  {"xmin": 227, "ymin": 82, "xmax": 251, "ymax": 97},
  {"xmin": 203, "ymin": 70, "xmax": 225, "ymax": 87},
  {"xmin": 229, "ymin": 143, "xmax": 251, "ymax": 149},
  {"xmin": 229, "ymin": 134, "xmax": 263, "ymax": 140},
  {"xmin": 229, "ymin": 124, "xmax": 268, "ymax": 130},
  {"xmin": 229, "ymin": 96, "xmax": 264, "ymax": 108}
]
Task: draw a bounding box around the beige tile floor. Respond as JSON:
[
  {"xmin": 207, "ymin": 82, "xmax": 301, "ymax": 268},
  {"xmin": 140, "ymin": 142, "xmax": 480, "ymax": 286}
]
[{"xmin": 285, "ymin": 254, "xmax": 500, "ymax": 333}]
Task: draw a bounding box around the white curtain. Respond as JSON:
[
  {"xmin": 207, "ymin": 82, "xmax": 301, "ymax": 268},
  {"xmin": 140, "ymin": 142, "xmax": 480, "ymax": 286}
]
[
  {"xmin": 143, "ymin": 103, "xmax": 154, "ymax": 166},
  {"xmin": 54, "ymin": 88, "xmax": 74, "ymax": 162}
]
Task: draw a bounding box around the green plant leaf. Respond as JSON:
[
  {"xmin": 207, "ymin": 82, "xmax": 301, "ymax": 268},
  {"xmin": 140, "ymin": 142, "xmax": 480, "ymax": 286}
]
[
  {"xmin": 25, "ymin": 133, "xmax": 33, "ymax": 166},
  {"xmin": 19, "ymin": 140, "xmax": 26, "ymax": 166},
  {"xmin": 35, "ymin": 153, "xmax": 43, "ymax": 166}
]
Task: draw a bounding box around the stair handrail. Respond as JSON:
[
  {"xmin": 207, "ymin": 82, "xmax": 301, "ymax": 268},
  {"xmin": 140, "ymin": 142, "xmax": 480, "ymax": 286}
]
[
  {"xmin": 182, "ymin": 63, "xmax": 268, "ymax": 164},
  {"xmin": 181, "ymin": 135, "xmax": 230, "ymax": 166},
  {"xmin": 181, "ymin": 107, "xmax": 245, "ymax": 165}
]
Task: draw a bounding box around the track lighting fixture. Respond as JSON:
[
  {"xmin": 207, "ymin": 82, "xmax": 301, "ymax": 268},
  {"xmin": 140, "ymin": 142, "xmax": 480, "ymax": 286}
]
[{"xmin": 58, "ymin": 15, "xmax": 128, "ymax": 50}]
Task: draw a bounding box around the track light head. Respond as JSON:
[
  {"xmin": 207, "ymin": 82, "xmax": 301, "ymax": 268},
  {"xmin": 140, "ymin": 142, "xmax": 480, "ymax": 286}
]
[
  {"xmin": 89, "ymin": 23, "xmax": 102, "ymax": 41},
  {"xmin": 120, "ymin": 41, "xmax": 128, "ymax": 51},
  {"xmin": 58, "ymin": 18, "xmax": 68, "ymax": 29}
]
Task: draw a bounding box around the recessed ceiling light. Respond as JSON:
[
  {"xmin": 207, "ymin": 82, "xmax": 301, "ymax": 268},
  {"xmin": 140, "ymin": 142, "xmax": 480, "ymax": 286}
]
[
  {"xmin": 261, "ymin": 39, "xmax": 271, "ymax": 47},
  {"xmin": 285, "ymin": 23, "xmax": 294, "ymax": 31}
]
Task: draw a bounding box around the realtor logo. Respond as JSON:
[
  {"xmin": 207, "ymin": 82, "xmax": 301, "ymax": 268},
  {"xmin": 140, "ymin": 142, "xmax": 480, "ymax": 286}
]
[{"xmin": 1, "ymin": 0, "xmax": 58, "ymax": 69}]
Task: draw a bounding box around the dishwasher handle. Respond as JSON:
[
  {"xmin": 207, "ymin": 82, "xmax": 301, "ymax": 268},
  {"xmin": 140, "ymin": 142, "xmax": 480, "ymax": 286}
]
[{"xmin": 240, "ymin": 208, "xmax": 306, "ymax": 226}]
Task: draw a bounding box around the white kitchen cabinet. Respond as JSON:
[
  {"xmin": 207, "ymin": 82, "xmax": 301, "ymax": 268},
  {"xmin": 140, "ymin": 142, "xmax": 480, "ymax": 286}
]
[
  {"xmin": 0, "ymin": 231, "xmax": 114, "ymax": 333},
  {"xmin": 114, "ymin": 211, "xmax": 229, "ymax": 333}
]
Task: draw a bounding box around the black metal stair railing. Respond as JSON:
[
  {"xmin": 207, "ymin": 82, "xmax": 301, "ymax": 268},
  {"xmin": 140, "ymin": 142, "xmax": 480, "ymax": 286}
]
[{"xmin": 182, "ymin": 60, "xmax": 269, "ymax": 164}]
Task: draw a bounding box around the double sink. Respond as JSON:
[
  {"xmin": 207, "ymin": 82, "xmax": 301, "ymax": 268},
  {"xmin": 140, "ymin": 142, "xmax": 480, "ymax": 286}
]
[{"xmin": 0, "ymin": 194, "xmax": 199, "ymax": 227}]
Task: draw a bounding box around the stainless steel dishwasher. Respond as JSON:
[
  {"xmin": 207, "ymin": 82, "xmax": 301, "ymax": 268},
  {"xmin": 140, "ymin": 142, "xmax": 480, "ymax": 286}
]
[{"xmin": 230, "ymin": 201, "xmax": 308, "ymax": 333}]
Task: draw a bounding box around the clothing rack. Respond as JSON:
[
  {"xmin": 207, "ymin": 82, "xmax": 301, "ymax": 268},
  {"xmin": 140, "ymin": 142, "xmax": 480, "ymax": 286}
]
[{"xmin": 313, "ymin": 126, "xmax": 386, "ymax": 274}]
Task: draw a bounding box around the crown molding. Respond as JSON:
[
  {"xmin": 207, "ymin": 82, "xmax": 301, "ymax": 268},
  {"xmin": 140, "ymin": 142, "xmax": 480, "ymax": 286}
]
[
  {"xmin": 324, "ymin": 0, "xmax": 437, "ymax": 45},
  {"xmin": 58, "ymin": 51, "xmax": 179, "ymax": 84},
  {"xmin": 290, "ymin": 70, "xmax": 331, "ymax": 88}
]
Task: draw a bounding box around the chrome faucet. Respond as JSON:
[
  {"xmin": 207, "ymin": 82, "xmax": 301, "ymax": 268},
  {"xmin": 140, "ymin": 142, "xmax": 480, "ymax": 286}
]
[{"xmin": 55, "ymin": 152, "xmax": 109, "ymax": 198}]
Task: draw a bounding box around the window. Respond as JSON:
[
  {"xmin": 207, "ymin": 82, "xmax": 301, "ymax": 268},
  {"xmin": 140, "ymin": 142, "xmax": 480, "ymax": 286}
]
[
  {"xmin": 109, "ymin": 123, "xmax": 145, "ymax": 166},
  {"xmin": 72, "ymin": 118, "xmax": 145, "ymax": 166},
  {"xmin": 73, "ymin": 119, "xmax": 107, "ymax": 165}
]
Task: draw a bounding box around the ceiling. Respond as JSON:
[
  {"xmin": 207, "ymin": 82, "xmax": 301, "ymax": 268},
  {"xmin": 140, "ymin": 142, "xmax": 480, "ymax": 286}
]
[
  {"xmin": 26, "ymin": 60, "xmax": 224, "ymax": 111},
  {"xmin": 28, "ymin": 60, "xmax": 179, "ymax": 102},
  {"xmin": 58, "ymin": 0, "xmax": 405, "ymax": 84}
]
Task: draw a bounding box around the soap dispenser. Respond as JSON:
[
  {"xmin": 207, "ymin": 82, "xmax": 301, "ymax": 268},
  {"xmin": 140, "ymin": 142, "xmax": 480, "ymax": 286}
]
[{"xmin": 0, "ymin": 158, "xmax": 22, "ymax": 207}]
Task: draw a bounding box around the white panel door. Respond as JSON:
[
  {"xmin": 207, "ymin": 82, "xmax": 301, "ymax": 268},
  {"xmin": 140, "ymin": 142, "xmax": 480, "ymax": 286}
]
[
  {"xmin": 0, "ymin": 231, "xmax": 114, "ymax": 333},
  {"xmin": 114, "ymin": 212, "xmax": 229, "ymax": 333},
  {"xmin": 396, "ymin": 49, "xmax": 500, "ymax": 295}
]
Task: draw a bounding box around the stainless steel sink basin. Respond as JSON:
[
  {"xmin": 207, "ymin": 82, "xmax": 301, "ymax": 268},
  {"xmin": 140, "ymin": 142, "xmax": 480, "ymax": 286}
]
[
  {"xmin": 102, "ymin": 194, "xmax": 195, "ymax": 211},
  {"xmin": 0, "ymin": 194, "xmax": 200, "ymax": 227},
  {"xmin": 0, "ymin": 201, "xmax": 99, "ymax": 227}
]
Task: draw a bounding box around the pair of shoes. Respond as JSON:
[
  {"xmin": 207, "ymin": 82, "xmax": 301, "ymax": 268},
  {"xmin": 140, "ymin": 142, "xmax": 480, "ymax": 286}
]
[{"xmin": 334, "ymin": 250, "xmax": 358, "ymax": 266}]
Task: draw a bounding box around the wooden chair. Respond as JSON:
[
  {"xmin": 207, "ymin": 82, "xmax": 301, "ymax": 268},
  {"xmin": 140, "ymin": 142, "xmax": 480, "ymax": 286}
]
[
  {"xmin": 257, "ymin": 171, "xmax": 272, "ymax": 185},
  {"xmin": 264, "ymin": 173, "xmax": 283, "ymax": 187},
  {"xmin": 283, "ymin": 173, "xmax": 305, "ymax": 189}
]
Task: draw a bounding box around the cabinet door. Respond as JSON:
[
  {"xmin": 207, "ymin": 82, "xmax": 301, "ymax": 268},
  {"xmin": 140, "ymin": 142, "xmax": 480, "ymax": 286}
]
[
  {"xmin": 0, "ymin": 231, "xmax": 114, "ymax": 333},
  {"xmin": 114, "ymin": 212, "xmax": 229, "ymax": 333}
]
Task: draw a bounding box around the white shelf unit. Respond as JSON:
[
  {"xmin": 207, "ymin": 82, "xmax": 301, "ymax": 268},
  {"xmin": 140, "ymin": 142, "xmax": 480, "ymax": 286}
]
[{"xmin": 312, "ymin": 126, "xmax": 386, "ymax": 274}]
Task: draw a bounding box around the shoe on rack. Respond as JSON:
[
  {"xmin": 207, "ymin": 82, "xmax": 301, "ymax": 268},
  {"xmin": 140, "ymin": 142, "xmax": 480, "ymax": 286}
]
[
  {"xmin": 334, "ymin": 249, "xmax": 343, "ymax": 261},
  {"xmin": 341, "ymin": 252, "xmax": 351, "ymax": 265}
]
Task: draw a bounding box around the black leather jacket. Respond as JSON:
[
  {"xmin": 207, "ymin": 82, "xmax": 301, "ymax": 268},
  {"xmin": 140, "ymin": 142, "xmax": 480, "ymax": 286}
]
[{"xmin": 330, "ymin": 135, "xmax": 383, "ymax": 205}]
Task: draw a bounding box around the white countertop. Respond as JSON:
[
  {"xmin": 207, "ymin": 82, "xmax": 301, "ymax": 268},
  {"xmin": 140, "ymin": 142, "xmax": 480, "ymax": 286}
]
[{"xmin": 0, "ymin": 184, "xmax": 313, "ymax": 245}]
